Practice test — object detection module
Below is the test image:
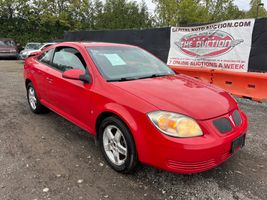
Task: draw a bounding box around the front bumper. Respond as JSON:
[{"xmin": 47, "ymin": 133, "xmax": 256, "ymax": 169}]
[
  {"xmin": 19, "ymin": 53, "xmax": 28, "ymax": 60},
  {"xmin": 134, "ymin": 110, "xmax": 248, "ymax": 174}
]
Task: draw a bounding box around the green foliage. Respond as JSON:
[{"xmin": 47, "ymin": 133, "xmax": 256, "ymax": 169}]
[
  {"xmin": 0, "ymin": 0, "xmax": 153, "ymax": 45},
  {"xmin": 94, "ymin": 0, "xmax": 153, "ymax": 30},
  {"xmin": 0, "ymin": 0, "xmax": 266, "ymax": 45},
  {"xmin": 246, "ymin": 0, "xmax": 267, "ymax": 18},
  {"xmin": 205, "ymin": 0, "xmax": 245, "ymax": 22},
  {"xmin": 177, "ymin": 0, "xmax": 209, "ymax": 26},
  {"xmin": 153, "ymin": 0, "xmax": 246, "ymax": 26}
]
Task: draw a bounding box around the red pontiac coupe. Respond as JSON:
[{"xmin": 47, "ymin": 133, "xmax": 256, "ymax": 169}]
[{"xmin": 24, "ymin": 42, "xmax": 248, "ymax": 174}]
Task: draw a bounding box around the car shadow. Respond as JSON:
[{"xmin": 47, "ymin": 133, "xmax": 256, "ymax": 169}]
[{"xmin": 26, "ymin": 107, "xmax": 261, "ymax": 200}]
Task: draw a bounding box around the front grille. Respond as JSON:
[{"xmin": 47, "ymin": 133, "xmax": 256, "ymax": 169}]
[
  {"xmin": 213, "ymin": 110, "xmax": 242, "ymax": 134},
  {"xmin": 213, "ymin": 118, "xmax": 232, "ymax": 133},
  {"xmin": 232, "ymin": 110, "xmax": 242, "ymax": 126},
  {"xmin": 167, "ymin": 159, "xmax": 216, "ymax": 172}
]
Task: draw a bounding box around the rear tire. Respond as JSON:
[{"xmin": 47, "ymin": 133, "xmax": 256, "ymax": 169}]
[
  {"xmin": 99, "ymin": 116, "xmax": 138, "ymax": 173},
  {"xmin": 26, "ymin": 82, "xmax": 48, "ymax": 114}
]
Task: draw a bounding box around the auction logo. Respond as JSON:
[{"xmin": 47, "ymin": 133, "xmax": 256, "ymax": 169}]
[{"xmin": 174, "ymin": 30, "xmax": 243, "ymax": 57}]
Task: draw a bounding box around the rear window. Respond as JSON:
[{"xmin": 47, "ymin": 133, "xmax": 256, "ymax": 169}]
[{"xmin": 0, "ymin": 40, "xmax": 16, "ymax": 46}]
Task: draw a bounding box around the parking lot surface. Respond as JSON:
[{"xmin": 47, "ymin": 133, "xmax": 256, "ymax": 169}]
[{"xmin": 0, "ymin": 61, "xmax": 266, "ymax": 200}]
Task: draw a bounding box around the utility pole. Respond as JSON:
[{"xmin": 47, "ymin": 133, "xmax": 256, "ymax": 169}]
[{"xmin": 257, "ymin": 1, "xmax": 264, "ymax": 18}]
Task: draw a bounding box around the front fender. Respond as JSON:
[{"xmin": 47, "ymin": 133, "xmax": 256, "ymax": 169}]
[
  {"xmin": 94, "ymin": 103, "xmax": 139, "ymax": 134},
  {"xmin": 93, "ymin": 102, "xmax": 149, "ymax": 161}
]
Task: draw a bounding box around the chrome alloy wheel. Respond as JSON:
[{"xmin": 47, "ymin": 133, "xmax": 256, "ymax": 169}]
[
  {"xmin": 103, "ymin": 125, "xmax": 128, "ymax": 166},
  {"xmin": 28, "ymin": 87, "xmax": 37, "ymax": 110}
]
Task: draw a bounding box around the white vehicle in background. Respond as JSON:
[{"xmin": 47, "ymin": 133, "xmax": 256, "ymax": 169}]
[
  {"xmin": 19, "ymin": 42, "xmax": 56, "ymax": 60},
  {"xmin": 19, "ymin": 43, "xmax": 41, "ymax": 59}
]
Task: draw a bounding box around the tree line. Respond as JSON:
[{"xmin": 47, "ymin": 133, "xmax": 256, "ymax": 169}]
[{"xmin": 0, "ymin": 0, "xmax": 266, "ymax": 45}]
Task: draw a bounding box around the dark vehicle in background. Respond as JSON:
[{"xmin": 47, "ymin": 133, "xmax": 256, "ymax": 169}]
[
  {"xmin": 0, "ymin": 38, "xmax": 18, "ymax": 59},
  {"xmin": 19, "ymin": 43, "xmax": 42, "ymax": 60}
]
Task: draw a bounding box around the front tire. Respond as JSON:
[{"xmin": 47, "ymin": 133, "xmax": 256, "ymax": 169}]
[
  {"xmin": 99, "ymin": 116, "xmax": 138, "ymax": 173},
  {"xmin": 27, "ymin": 82, "xmax": 48, "ymax": 114}
]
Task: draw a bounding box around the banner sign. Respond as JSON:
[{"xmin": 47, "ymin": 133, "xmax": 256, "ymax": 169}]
[{"xmin": 167, "ymin": 19, "xmax": 255, "ymax": 72}]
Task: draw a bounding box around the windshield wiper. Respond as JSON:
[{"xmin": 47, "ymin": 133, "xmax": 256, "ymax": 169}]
[
  {"xmin": 136, "ymin": 73, "xmax": 171, "ymax": 80},
  {"xmin": 107, "ymin": 74, "xmax": 173, "ymax": 82},
  {"xmin": 107, "ymin": 77, "xmax": 138, "ymax": 82}
]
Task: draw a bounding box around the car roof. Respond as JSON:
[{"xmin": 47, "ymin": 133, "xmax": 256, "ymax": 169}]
[
  {"xmin": 0, "ymin": 38, "xmax": 15, "ymax": 41},
  {"xmin": 42, "ymin": 42, "xmax": 56, "ymax": 45},
  {"xmin": 57, "ymin": 41, "xmax": 136, "ymax": 48}
]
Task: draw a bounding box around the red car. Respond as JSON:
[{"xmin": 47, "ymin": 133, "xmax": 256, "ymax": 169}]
[{"xmin": 24, "ymin": 42, "xmax": 248, "ymax": 174}]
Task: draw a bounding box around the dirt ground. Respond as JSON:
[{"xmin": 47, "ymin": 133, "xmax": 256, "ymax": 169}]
[{"xmin": 0, "ymin": 60, "xmax": 266, "ymax": 200}]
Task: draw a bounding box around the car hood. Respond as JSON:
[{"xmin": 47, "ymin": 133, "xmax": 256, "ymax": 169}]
[{"xmin": 111, "ymin": 75, "xmax": 237, "ymax": 120}]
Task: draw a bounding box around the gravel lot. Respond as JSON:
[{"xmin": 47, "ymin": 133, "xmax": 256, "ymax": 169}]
[{"xmin": 0, "ymin": 60, "xmax": 266, "ymax": 200}]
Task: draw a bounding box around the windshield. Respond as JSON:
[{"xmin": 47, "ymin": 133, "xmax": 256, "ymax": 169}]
[
  {"xmin": 25, "ymin": 43, "xmax": 42, "ymax": 50},
  {"xmin": 0, "ymin": 40, "xmax": 16, "ymax": 47},
  {"xmin": 87, "ymin": 46, "xmax": 175, "ymax": 81}
]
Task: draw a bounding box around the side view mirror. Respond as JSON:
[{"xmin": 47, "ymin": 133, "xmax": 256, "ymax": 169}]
[{"xmin": 62, "ymin": 69, "xmax": 91, "ymax": 83}]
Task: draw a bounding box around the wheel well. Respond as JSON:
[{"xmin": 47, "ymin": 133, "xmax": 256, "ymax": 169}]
[
  {"xmin": 95, "ymin": 112, "xmax": 115, "ymax": 139},
  {"xmin": 25, "ymin": 79, "xmax": 31, "ymax": 88},
  {"xmin": 95, "ymin": 111, "xmax": 134, "ymax": 141}
]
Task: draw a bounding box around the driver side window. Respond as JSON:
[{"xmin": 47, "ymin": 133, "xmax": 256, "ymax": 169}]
[{"xmin": 52, "ymin": 47, "xmax": 86, "ymax": 72}]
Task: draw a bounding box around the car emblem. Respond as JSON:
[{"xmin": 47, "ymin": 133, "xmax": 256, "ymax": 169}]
[{"xmin": 229, "ymin": 115, "xmax": 236, "ymax": 127}]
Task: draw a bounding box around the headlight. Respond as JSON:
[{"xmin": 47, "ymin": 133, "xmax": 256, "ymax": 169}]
[{"xmin": 148, "ymin": 111, "xmax": 203, "ymax": 138}]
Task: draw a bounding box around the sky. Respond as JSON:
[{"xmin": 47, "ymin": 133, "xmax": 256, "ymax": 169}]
[
  {"xmin": 137, "ymin": 0, "xmax": 267, "ymax": 12},
  {"xmin": 234, "ymin": 0, "xmax": 267, "ymax": 10}
]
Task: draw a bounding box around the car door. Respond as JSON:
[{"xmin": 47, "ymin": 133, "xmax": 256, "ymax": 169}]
[
  {"xmin": 44, "ymin": 46, "xmax": 94, "ymax": 132},
  {"xmin": 33, "ymin": 48, "xmax": 55, "ymax": 100}
]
